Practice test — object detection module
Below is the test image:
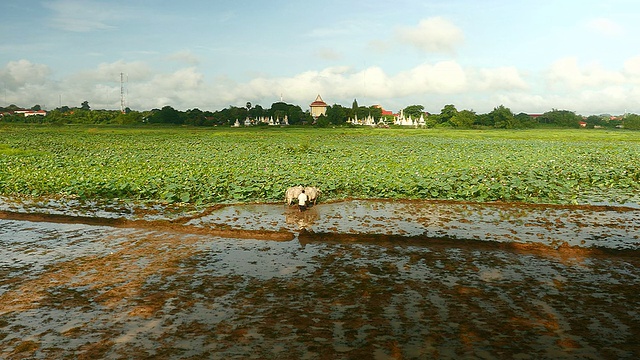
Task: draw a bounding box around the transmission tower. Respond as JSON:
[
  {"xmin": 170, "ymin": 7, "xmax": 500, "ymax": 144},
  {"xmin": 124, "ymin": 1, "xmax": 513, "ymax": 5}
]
[{"xmin": 120, "ymin": 72, "xmax": 125, "ymax": 113}]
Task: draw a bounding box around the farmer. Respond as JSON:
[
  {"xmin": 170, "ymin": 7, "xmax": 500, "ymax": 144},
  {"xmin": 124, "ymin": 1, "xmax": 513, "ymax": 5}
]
[{"xmin": 297, "ymin": 189, "xmax": 308, "ymax": 212}]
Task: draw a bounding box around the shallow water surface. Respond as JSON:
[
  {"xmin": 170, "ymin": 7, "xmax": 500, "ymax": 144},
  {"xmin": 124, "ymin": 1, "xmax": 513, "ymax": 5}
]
[{"xmin": 1, "ymin": 199, "xmax": 639, "ymax": 359}]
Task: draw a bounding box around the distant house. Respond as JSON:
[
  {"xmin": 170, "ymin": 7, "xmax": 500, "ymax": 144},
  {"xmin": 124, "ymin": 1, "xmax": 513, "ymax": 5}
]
[
  {"xmin": 14, "ymin": 109, "xmax": 47, "ymax": 117},
  {"xmin": 309, "ymin": 94, "xmax": 327, "ymax": 119}
]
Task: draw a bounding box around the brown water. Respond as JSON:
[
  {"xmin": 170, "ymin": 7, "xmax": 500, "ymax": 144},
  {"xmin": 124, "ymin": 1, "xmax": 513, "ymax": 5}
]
[{"xmin": 1, "ymin": 198, "xmax": 639, "ymax": 359}]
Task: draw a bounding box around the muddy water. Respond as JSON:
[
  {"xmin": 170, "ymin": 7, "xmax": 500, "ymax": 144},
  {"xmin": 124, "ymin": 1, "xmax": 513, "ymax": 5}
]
[{"xmin": 1, "ymin": 198, "xmax": 639, "ymax": 359}]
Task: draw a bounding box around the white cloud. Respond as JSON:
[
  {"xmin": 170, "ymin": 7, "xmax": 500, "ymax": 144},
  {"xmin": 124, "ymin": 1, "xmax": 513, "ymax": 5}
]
[
  {"xmin": 474, "ymin": 67, "xmax": 529, "ymax": 91},
  {"xmin": 623, "ymin": 56, "xmax": 640, "ymax": 78},
  {"xmin": 393, "ymin": 61, "xmax": 467, "ymax": 95},
  {"xmin": 149, "ymin": 67, "xmax": 204, "ymax": 91},
  {"xmin": 3, "ymin": 56, "xmax": 639, "ymax": 115},
  {"xmin": 546, "ymin": 57, "xmax": 625, "ymax": 89},
  {"xmin": 0, "ymin": 59, "xmax": 527, "ymax": 111},
  {"xmin": 129, "ymin": 67, "xmax": 207, "ymax": 109},
  {"xmin": 394, "ymin": 17, "xmax": 464, "ymax": 54},
  {"xmin": 488, "ymin": 93, "xmax": 548, "ymax": 114},
  {"xmin": 225, "ymin": 61, "xmax": 516, "ymax": 110},
  {"xmin": 1, "ymin": 60, "xmax": 51, "ymax": 89},
  {"xmin": 550, "ymin": 86, "xmax": 632, "ymax": 115}
]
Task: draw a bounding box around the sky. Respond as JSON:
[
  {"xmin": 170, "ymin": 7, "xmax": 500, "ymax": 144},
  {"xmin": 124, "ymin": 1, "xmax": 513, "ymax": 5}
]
[{"xmin": 2, "ymin": 0, "xmax": 640, "ymax": 115}]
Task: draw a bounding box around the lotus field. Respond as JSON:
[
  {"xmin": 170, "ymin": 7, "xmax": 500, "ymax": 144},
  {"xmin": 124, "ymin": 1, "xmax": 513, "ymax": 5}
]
[{"xmin": 1, "ymin": 125, "xmax": 639, "ymax": 206}]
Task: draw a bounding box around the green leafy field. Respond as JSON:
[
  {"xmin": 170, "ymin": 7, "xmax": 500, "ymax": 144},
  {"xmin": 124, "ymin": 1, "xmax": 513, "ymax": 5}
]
[{"xmin": 1, "ymin": 125, "xmax": 639, "ymax": 205}]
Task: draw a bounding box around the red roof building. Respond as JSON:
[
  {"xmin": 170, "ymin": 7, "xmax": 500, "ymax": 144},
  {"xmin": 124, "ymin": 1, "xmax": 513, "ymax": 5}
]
[
  {"xmin": 310, "ymin": 94, "xmax": 327, "ymax": 119},
  {"xmin": 373, "ymin": 104, "xmax": 393, "ymax": 116}
]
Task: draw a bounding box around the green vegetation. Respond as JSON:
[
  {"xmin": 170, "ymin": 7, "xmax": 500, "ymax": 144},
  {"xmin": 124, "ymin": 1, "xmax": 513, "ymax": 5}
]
[
  {"xmin": 0, "ymin": 101, "xmax": 633, "ymax": 129},
  {"xmin": 1, "ymin": 125, "xmax": 639, "ymax": 205}
]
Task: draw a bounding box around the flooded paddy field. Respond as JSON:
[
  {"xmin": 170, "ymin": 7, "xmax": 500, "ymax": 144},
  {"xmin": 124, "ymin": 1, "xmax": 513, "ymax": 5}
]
[{"xmin": 1, "ymin": 198, "xmax": 639, "ymax": 359}]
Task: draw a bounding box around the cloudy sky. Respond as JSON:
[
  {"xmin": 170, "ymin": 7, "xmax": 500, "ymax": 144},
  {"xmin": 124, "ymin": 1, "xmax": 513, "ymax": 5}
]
[{"xmin": 2, "ymin": 0, "xmax": 640, "ymax": 115}]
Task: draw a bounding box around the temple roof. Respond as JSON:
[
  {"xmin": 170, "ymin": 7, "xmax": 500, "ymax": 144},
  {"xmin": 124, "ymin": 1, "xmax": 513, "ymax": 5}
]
[{"xmin": 310, "ymin": 94, "xmax": 327, "ymax": 107}]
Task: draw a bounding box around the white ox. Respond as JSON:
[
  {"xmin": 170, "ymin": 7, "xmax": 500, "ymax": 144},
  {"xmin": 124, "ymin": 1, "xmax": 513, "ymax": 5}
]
[
  {"xmin": 304, "ymin": 186, "xmax": 320, "ymax": 205},
  {"xmin": 284, "ymin": 185, "xmax": 304, "ymax": 205}
]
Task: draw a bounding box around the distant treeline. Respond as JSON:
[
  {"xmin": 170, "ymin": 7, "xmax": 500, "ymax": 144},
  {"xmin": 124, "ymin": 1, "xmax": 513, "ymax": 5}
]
[{"xmin": 1, "ymin": 102, "xmax": 639, "ymax": 129}]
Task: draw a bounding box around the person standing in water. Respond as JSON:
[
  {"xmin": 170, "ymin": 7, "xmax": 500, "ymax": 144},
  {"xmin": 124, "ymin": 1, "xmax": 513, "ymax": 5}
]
[{"xmin": 297, "ymin": 189, "xmax": 308, "ymax": 212}]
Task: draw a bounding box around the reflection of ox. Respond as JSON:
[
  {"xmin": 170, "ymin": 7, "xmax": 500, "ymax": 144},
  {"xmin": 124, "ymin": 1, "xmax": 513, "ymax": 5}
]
[
  {"xmin": 284, "ymin": 206, "xmax": 319, "ymax": 229},
  {"xmin": 304, "ymin": 186, "xmax": 321, "ymax": 205},
  {"xmin": 285, "ymin": 186, "xmax": 304, "ymax": 205}
]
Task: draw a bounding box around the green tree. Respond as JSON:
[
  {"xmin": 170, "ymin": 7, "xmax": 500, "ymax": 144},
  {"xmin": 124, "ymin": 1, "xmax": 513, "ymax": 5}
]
[
  {"xmin": 316, "ymin": 114, "xmax": 330, "ymax": 127},
  {"xmin": 71, "ymin": 109, "xmax": 92, "ymax": 123},
  {"xmin": 514, "ymin": 112, "xmax": 537, "ymax": 128},
  {"xmin": 475, "ymin": 113, "xmax": 493, "ymax": 127},
  {"xmin": 539, "ymin": 109, "xmax": 582, "ymax": 128},
  {"xmin": 350, "ymin": 106, "xmax": 373, "ymax": 121},
  {"xmin": 184, "ymin": 108, "xmax": 206, "ymax": 126},
  {"xmin": 269, "ymin": 101, "xmax": 289, "ymax": 116},
  {"xmin": 273, "ymin": 110, "xmax": 286, "ymax": 121},
  {"xmin": 439, "ymin": 104, "xmax": 458, "ymax": 125},
  {"xmin": 150, "ymin": 106, "xmax": 182, "ymax": 124},
  {"xmin": 249, "ymin": 104, "xmax": 266, "ymax": 119},
  {"xmin": 4, "ymin": 104, "xmax": 20, "ymax": 112},
  {"xmin": 368, "ymin": 105, "xmax": 382, "ymax": 120},
  {"xmin": 90, "ymin": 110, "xmax": 117, "ymax": 123},
  {"xmin": 450, "ymin": 109, "xmax": 475, "ymax": 128},
  {"xmin": 287, "ymin": 105, "xmax": 305, "ymax": 125},
  {"xmin": 57, "ymin": 105, "xmax": 71, "ymax": 113},
  {"xmin": 585, "ymin": 115, "xmax": 606, "ymax": 128},
  {"xmin": 403, "ymin": 105, "xmax": 424, "ymax": 119},
  {"xmin": 623, "ymin": 113, "xmax": 640, "ymax": 130},
  {"xmin": 80, "ymin": 101, "xmax": 90, "ymax": 110},
  {"xmin": 326, "ymin": 104, "xmax": 347, "ymax": 125},
  {"xmin": 114, "ymin": 110, "xmax": 143, "ymax": 125},
  {"xmin": 214, "ymin": 106, "xmax": 246, "ymax": 125},
  {"xmin": 490, "ymin": 105, "xmax": 515, "ymax": 129},
  {"xmin": 43, "ymin": 109, "xmax": 65, "ymax": 124}
]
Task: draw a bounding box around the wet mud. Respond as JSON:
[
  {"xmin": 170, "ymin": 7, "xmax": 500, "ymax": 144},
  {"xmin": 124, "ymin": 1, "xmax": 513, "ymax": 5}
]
[{"xmin": 1, "ymin": 198, "xmax": 639, "ymax": 359}]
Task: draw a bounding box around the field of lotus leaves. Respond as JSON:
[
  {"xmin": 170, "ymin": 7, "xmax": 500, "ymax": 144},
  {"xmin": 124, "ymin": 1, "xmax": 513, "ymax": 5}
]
[{"xmin": 1, "ymin": 125, "xmax": 639, "ymax": 206}]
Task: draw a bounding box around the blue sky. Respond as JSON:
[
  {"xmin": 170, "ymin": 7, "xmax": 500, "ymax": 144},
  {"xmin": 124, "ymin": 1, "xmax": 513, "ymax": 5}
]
[{"xmin": 2, "ymin": 0, "xmax": 640, "ymax": 115}]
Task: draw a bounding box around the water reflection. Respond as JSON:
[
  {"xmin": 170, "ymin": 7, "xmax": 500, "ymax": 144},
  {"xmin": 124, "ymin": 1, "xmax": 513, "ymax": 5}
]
[
  {"xmin": 284, "ymin": 206, "xmax": 319, "ymax": 229},
  {"xmin": 1, "ymin": 205, "xmax": 640, "ymax": 359}
]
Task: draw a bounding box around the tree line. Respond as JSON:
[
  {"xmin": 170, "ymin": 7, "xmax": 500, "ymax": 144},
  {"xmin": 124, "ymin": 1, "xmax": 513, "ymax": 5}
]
[{"xmin": 1, "ymin": 100, "xmax": 639, "ymax": 130}]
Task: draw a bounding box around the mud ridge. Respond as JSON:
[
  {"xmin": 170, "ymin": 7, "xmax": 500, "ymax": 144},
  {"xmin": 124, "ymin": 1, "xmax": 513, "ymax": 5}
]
[
  {"xmin": 3, "ymin": 208, "xmax": 638, "ymax": 258},
  {"xmin": 298, "ymin": 229, "xmax": 640, "ymax": 258}
]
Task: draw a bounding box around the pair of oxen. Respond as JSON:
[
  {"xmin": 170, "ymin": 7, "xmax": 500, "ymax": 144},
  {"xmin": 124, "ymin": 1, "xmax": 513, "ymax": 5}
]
[{"xmin": 285, "ymin": 186, "xmax": 320, "ymax": 206}]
